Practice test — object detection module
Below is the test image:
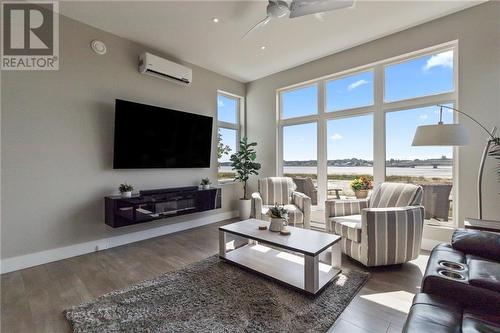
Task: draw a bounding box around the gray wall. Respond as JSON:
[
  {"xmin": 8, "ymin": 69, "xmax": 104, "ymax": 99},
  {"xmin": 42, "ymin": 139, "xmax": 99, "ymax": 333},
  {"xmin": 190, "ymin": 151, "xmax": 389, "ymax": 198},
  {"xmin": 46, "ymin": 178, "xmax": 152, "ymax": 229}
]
[
  {"xmin": 1, "ymin": 15, "xmax": 245, "ymax": 259},
  {"xmin": 246, "ymin": 2, "xmax": 500, "ymax": 224}
]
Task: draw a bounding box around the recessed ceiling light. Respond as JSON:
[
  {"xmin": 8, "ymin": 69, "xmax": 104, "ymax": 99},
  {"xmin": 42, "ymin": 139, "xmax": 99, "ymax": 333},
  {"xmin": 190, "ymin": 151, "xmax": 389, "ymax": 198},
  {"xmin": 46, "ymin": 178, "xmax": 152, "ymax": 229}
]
[
  {"xmin": 260, "ymin": 46, "xmax": 266, "ymax": 50},
  {"xmin": 212, "ymin": 17, "xmax": 219, "ymax": 23}
]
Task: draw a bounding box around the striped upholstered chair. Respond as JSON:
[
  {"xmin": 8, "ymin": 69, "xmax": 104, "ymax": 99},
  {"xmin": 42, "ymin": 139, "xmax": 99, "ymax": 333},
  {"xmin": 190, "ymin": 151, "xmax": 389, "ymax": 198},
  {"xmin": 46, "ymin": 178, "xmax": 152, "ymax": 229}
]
[
  {"xmin": 325, "ymin": 182, "xmax": 424, "ymax": 267},
  {"xmin": 252, "ymin": 177, "xmax": 311, "ymax": 228}
]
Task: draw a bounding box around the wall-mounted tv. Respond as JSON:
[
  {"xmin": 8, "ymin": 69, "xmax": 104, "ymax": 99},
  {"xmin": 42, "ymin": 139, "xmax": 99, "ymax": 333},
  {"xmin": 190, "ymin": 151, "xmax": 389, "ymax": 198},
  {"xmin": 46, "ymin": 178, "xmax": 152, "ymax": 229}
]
[{"xmin": 113, "ymin": 99, "xmax": 213, "ymax": 169}]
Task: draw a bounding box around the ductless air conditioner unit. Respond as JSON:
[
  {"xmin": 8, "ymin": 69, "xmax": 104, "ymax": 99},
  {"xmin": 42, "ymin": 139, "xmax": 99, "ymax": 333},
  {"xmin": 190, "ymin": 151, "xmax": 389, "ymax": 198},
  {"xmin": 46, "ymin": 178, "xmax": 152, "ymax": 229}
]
[{"xmin": 139, "ymin": 52, "xmax": 192, "ymax": 85}]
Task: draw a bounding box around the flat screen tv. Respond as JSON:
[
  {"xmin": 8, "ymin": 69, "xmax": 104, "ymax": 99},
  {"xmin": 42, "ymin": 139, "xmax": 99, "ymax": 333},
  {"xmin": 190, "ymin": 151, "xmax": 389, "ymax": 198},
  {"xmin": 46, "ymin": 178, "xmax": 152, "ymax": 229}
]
[{"xmin": 113, "ymin": 99, "xmax": 213, "ymax": 169}]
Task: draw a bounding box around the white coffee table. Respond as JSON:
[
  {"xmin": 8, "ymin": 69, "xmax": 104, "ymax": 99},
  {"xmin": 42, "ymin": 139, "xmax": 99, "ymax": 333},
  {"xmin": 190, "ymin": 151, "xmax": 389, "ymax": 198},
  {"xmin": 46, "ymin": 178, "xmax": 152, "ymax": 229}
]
[{"xmin": 219, "ymin": 219, "xmax": 342, "ymax": 295}]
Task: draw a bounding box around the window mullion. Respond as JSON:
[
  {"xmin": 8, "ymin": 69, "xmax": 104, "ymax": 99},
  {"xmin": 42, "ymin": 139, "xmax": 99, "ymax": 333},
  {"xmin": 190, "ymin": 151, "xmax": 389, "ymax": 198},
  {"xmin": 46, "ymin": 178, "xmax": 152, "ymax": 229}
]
[
  {"xmin": 373, "ymin": 64, "xmax": 386, "ymax": 186},
  {"xmin": 317, "ymin": 81, "xmax": 327, "ymax": 208}
]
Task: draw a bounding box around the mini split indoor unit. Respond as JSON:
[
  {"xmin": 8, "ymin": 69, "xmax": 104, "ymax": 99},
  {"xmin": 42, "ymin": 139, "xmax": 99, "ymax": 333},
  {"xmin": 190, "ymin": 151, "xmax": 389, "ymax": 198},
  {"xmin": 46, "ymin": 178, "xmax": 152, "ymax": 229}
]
[{"xmin": 138, "ymin": 52, "xmax": 192, "ymax": 85}]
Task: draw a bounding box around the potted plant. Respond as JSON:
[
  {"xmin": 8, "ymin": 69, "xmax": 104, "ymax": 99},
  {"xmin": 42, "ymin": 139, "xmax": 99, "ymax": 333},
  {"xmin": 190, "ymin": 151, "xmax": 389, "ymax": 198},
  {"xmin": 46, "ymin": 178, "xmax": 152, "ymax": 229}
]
[
  {"xmin": 119, "ymin": 183, "xmax": 134, "ymax": 198},
  {"xmin": 350, "ymin": 176, "xmax": 373, "ymax": 199},
  {"xmin": 230, "ymin": 137, "xmax": 261, "ymax": 220},
  {"xmin": 267, "ymin": 203, "xmax": 288, "ymax": 232},
  {"xmin": 200, "ymin": 178, "xmax": 211, "ymax": 190}
]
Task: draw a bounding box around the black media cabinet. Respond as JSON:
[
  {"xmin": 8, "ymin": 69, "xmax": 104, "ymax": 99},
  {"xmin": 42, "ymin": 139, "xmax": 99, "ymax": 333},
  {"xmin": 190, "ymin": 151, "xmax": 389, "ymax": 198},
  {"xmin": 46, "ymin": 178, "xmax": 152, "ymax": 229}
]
[{"xmin": 105, "ymin": 186, "xmax": 221, "ymax": 228}]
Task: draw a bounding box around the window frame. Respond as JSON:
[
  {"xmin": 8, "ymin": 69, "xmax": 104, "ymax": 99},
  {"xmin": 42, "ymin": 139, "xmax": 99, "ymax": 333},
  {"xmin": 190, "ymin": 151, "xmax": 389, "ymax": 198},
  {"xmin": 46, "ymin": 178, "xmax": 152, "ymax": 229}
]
[
  {"xmin": 277, "ymin": 41, "xmax": 458, "ymax": 225},
  {"xmin": 217, "ymin": 90, "xmax": 244, "ymax": 185}
]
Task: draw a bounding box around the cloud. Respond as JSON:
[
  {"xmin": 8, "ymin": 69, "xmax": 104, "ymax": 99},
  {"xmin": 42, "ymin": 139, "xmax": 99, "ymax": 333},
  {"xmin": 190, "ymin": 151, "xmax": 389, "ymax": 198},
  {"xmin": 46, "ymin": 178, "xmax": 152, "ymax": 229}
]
[
  {"xmin": 217, "ymin": 99, "xmax": 224, "ymax": 107},
  {"xmin": 347, "ymin": 79, "xmax": 369, "ymax": 91},
  {"xmin": 330, "ymin": 133, "xmax": 343, "ymax": 140},
  {"xmin": 423, "ymin": 50, "xmax": 453, "ymax": 71},
  {"xmin": 419, "ymin": 114, "xmax": 428, "ymax": 120}
]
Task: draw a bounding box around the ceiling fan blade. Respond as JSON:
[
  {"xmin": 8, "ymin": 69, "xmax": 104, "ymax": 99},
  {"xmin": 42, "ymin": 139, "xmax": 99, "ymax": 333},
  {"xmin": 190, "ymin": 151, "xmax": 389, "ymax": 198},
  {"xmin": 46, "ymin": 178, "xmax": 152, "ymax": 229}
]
[
  {"xmin": 241, "ymin": 16, "xmax": 271, "ymax": 39},
  {"xmin": 289, "ymin": 0, "xmax": 354, "ymax": 18}
]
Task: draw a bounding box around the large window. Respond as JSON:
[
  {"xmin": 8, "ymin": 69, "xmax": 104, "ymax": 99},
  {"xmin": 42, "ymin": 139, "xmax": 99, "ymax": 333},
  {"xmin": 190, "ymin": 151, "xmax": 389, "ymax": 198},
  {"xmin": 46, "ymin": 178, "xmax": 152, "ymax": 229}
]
[
  {"xmin": 217, "ymin": 92, "xmax": 242, "ymax": 182},
  {"xmin": 327, "ymin": 114, "xmax": 373, "ymax": 198},
  {"xmin": 278, "ymin": 42, "xmax": 457, "ymax": 224}
]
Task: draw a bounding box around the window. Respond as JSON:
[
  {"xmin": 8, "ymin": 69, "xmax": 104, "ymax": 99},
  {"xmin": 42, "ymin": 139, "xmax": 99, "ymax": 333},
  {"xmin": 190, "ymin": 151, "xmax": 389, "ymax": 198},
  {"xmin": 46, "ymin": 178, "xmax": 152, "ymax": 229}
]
[
  {"xmin": 384, "ymin": 50, "xmax": 454, "ymax": 102},
  {"xmin": 327, "ymin": 114, "xmax": 373, "ymax": 198},
  {"xmin": 386, "ymin": 105, "xmax": 454, "ymax": 221},
  {"xmin": 283, "ymin": 122, "xmax": 317, "ymax": 186},
  {"xmin": 326, "ymin": 71, "xmax": 374, "ymax": 112},
  {"xmin": 277, "ymin": 42, "xmax": 457, "ymax": 224},
  {"xmin": 281, "ymin": 84, "xmax": 318, "ymax": 119},
  {"xmin": 217, "ymin": 92, "xmax": 241, "ymax": 182}
]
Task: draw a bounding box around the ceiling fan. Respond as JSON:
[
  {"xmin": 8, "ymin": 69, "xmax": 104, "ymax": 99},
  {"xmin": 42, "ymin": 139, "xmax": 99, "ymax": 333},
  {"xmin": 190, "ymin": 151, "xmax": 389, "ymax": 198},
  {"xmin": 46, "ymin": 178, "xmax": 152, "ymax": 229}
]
[{"xmin": 242, "ymin": 0, "xmax": 355, "ymax": 38}]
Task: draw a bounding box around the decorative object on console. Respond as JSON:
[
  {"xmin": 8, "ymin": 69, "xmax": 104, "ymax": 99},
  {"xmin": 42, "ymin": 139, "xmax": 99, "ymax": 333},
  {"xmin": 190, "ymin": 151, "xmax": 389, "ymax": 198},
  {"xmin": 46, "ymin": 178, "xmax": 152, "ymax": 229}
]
[
  {"xmin": 119, "ymin": 183, "xmax": 134, "ymax": 198},
  {"xmin": 200, "ymin": 178, "xmax": 211, "ymax": 189},
  {"xmin": 350, "ymin": 176, "xmax": 373, "ymax": 199},
  {"xmin": 412, "ymin": 104, "xmax": 500, "ymax": 219},
  {"xmin": 230, "ymin": 137, "xmax": 262, "ymax": 220},
  {"xmin": 267, "ymin": 203, "xmax": 289, "ymax": 232}
]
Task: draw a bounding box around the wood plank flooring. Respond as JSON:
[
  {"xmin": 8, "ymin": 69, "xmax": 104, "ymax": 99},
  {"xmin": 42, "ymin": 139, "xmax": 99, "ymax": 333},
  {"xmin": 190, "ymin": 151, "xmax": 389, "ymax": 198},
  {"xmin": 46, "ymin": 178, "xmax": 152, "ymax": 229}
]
[{"xmin": 1, "ymin": 219, "xmax": 428, "ymax": 333}]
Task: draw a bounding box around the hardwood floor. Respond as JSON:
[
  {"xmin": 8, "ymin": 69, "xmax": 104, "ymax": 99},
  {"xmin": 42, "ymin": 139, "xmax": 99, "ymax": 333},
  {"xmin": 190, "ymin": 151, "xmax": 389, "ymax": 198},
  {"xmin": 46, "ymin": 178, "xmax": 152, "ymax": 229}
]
[{"xmin": 1, "ymin": 219, "xmax": 428, "ymax": 333}]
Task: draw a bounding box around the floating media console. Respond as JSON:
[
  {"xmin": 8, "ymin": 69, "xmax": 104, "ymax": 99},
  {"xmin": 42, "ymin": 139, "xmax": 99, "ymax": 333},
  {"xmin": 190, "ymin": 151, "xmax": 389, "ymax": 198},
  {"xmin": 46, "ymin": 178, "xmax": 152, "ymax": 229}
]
[{"xmin": 105, "ymin": 186, "xmax": 221, "ymax": 228}]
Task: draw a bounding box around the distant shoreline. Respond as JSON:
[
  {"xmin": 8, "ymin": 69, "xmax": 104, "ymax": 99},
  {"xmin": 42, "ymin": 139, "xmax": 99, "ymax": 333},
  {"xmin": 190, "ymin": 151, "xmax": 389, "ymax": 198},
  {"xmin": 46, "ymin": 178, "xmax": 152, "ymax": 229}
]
[{"xmin": 219, "ymin": 165, "xmax": 452, "ymax": 179}]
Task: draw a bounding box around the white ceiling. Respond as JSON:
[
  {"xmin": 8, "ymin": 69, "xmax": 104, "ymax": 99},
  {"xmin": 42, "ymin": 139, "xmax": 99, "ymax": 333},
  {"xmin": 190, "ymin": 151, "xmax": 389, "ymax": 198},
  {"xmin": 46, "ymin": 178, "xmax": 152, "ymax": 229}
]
[{"xmin": 61, "ymin": 1, "xmax": 484, "ymax": 82}]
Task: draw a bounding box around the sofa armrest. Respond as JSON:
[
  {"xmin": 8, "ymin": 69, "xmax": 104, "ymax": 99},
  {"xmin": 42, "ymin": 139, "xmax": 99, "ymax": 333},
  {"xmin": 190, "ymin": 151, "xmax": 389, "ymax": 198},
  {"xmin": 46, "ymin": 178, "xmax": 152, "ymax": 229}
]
[
  {"xmin": 292, "ymin": 191, "xmax": 311, "ymax": 229},
  {"xmin": 251, "ymin": 192, "xmax": 263, "ymax": 219},
  {"xmin": 325, "ymin": 199, "xmax": 369, "ymax": 218},
  {"xmin": 452, "ymin": 229, "xmax": 500, "ymax": 262}
]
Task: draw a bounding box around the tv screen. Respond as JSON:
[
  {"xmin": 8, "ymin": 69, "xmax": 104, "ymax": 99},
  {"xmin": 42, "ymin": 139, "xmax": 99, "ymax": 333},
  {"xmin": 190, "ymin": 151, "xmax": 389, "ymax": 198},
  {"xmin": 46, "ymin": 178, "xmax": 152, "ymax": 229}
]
[{"xmin": 113, "ymin": 99, "xmax": 213, "ymax": 169}]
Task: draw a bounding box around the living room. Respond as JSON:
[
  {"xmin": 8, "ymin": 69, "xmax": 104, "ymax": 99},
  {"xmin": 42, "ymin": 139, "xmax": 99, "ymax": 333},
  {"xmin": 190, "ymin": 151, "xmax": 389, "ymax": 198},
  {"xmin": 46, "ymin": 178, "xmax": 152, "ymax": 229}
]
[{"xmin": 1, "ymin": 1, "xmax": 499, "ymax": 332}]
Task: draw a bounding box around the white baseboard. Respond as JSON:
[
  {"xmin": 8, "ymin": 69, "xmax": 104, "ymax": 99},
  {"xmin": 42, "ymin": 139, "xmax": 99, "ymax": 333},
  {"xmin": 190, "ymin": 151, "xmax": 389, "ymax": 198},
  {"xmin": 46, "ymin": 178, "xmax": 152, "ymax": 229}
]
[
  {"xmin": 421, "ymin": 238, "xmax": 445, "ymax": 251},
  {"xmin": 0, "ymin": 210, "xmax": 238, "ymax": 274}
]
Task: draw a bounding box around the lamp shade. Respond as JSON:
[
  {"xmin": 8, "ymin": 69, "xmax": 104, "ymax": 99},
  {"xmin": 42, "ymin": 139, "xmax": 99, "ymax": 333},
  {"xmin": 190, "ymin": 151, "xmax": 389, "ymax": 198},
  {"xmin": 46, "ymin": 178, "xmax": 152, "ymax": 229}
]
[{"xmin": 412, "ymin": 123, "xmax": 469, "ymax": 146}]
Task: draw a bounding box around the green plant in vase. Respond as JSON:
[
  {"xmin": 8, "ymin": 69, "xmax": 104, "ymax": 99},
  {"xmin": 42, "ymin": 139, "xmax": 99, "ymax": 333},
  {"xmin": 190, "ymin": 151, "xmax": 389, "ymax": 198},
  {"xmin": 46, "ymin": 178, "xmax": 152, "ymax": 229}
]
[
  {"xmin": 119, "ymin": 183, "xmax": 134, "ymax": 198},
  {"xmin": 267, "ymin": 203, "xmax": 290, "ymax": 233},
  {"xmin": 230, "ymin": 137, "xmax": 261, "ymax": 219}
]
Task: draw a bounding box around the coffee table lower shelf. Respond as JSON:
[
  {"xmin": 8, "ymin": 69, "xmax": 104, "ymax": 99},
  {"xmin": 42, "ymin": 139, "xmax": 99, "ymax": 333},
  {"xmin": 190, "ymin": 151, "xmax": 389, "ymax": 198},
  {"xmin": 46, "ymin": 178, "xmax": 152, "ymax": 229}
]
[{"xmin": 220, "ymin": 244, "xmax": 341, "ymax": 295}]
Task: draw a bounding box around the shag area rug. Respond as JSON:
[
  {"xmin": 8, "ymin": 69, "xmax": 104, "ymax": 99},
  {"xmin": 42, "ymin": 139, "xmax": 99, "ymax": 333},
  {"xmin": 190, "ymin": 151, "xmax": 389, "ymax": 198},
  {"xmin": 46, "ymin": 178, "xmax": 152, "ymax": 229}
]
[{"xmin": 65, "ymin": 255, "xmax": 369, "ymax": 332}]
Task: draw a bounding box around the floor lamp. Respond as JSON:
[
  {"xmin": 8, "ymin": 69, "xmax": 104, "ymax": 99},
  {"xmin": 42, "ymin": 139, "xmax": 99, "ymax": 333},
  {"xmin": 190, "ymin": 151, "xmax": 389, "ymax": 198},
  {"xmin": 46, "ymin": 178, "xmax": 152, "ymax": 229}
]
[{"xmin": 412, "ymin": 104, "xmax": 499, "ymax": 219}]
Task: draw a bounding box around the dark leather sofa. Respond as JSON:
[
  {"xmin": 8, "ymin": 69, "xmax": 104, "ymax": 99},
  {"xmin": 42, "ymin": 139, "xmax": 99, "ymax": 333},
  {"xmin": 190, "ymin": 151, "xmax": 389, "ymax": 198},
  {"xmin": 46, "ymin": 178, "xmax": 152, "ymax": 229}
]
[{"xmin": 403, "ymin": 229, "xmax": 500, "ymax": 333}]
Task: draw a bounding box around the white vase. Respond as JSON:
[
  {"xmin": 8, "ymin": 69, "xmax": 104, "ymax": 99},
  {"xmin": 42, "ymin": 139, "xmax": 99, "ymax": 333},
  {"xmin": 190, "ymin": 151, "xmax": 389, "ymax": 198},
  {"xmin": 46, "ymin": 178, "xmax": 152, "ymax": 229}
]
[
  {"xmin": 121, "ymin": 191, "xmax": 132, "ymax": 198},
  {"xmin": 202, "ymin": 184, "xmax": 210, "ymax": 189},
  {"xmin": 269, "ymin": 218, "xmax": 283, "ymax": 232},
  {"xmin": 239, "ymin": 199, "xmax": 251, "ymax": 220}
]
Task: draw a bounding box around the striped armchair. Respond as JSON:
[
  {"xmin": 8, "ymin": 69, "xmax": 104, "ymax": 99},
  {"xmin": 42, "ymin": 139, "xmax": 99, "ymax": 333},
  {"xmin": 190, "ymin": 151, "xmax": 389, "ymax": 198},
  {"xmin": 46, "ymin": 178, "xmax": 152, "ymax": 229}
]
[
  {"xmin": 252, "ymin": 177, "xmax": 311, "ymax": 228},
  {"xmin": 325, "ymin": 182, "xmax": 424, "ymax": 267}
]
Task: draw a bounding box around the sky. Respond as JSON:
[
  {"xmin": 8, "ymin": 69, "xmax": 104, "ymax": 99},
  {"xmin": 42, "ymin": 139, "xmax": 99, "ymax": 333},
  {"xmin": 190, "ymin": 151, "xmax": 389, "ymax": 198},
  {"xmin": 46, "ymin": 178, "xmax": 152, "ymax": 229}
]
[{"xmin": 219, "ymin": 50, "xmax": 454, "ymax": 163}]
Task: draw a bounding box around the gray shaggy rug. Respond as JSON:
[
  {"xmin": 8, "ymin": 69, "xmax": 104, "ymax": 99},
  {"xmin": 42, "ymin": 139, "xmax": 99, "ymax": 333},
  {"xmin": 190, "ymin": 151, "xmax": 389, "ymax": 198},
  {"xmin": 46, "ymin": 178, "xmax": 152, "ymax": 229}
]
[{"xmin": 64, "ymin": 255, "xmax": 369, "ymax": 332}]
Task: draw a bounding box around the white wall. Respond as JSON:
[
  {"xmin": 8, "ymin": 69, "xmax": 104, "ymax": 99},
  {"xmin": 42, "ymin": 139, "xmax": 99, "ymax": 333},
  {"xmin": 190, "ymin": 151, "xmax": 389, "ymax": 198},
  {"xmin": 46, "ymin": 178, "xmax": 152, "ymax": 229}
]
[
  {"xmin": 246, "ymin": 2, "xmax": 500, "ymax": 227},
  {"xmin": 1, "ymin": 14, "xmax": 245, "ymax": 262}
]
